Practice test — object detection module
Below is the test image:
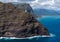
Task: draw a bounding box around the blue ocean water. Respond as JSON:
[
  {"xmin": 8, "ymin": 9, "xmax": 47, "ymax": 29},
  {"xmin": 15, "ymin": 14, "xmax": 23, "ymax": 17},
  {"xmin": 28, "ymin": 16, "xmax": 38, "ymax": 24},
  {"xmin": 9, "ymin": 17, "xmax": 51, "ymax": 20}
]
[
  {"xmin": 36, "ymin": 16, "xmax": 60, "ymax": 42},
  {"xmin": 0, "ymin": 16, "xmax": 60, "ymax": 42}
]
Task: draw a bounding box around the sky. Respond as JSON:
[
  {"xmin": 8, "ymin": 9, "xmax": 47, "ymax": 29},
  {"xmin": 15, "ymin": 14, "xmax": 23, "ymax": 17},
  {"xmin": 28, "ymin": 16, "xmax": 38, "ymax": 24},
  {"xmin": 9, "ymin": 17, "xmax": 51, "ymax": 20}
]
[{"xmin": 0, "ymin": 0, "xmax": 60, "ymax": 10}]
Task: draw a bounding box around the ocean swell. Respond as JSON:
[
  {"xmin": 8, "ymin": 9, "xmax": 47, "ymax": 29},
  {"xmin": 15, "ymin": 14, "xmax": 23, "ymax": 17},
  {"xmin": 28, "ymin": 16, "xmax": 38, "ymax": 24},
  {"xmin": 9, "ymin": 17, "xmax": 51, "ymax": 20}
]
[{"xmin": 0, "ymin": 33, "xmax": 55, "ymax": 40}]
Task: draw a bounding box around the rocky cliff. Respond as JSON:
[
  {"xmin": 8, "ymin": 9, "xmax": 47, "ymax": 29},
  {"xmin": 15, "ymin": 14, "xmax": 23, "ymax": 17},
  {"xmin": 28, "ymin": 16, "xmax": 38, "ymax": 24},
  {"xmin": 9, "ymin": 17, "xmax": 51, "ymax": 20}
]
[
  {"xmin": 12, "ymin": 2, "xmax": 33, "ymax": 14},
  {"xmin": 0, "ymin": 2, "xmax": 49, "ymax": 38}
]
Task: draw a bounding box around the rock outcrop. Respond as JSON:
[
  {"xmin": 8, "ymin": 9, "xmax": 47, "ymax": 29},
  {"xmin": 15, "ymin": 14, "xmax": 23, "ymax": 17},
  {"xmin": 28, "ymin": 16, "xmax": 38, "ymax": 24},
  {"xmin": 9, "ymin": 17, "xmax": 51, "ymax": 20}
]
[
  {"xmin": 0, "ymin": 2, "xmax": 49, "ymax": 38},
  {"xmin": 12, "ymin": 2, "xmax": 33, "ymax": 14}
]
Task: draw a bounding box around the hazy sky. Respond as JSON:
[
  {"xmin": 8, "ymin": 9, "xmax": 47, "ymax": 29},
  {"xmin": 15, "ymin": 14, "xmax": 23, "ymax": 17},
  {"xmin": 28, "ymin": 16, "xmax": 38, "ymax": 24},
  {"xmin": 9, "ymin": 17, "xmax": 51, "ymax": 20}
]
[{"xmin": 0, "ymin": 0, "xmax": 60, "ymax": 10}]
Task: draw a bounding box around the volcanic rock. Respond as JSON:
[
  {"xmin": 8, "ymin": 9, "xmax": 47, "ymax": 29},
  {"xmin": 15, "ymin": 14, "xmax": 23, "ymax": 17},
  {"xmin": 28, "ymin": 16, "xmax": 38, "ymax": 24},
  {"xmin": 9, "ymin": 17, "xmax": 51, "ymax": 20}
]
[
  {"xmin": 14, "ymin": 3, "xmax": 33, "ymax": 14},
  {"xmin": 0, "ymin": 2, "xmax": 49, "ymax": 38}
]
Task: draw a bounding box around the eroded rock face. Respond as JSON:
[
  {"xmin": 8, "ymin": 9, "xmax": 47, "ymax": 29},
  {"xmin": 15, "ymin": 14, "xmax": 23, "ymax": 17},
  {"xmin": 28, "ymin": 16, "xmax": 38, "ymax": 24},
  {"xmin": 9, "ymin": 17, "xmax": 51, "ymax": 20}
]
[
  {"xmin": 0, "ymin": 2, "xmax": 49, "ymax": 38},
  {"xmin": 14, "ymin": 3, "xmax": 33, "ymax": 14}
]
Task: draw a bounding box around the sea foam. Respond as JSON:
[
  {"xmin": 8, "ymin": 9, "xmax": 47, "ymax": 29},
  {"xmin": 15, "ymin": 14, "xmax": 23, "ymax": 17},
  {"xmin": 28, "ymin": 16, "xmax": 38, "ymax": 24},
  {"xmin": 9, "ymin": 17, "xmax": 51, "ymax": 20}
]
[{"xmin": 0, "ymin": 33, "xmax": 55, "ymax": 40}]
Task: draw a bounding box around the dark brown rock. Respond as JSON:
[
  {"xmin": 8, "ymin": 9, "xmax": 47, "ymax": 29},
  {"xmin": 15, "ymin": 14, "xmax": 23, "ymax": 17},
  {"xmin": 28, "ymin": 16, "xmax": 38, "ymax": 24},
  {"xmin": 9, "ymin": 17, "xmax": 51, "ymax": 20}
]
[{"xmin": 0, "ymin": 2, "xmax": 49, "ymax": 38}]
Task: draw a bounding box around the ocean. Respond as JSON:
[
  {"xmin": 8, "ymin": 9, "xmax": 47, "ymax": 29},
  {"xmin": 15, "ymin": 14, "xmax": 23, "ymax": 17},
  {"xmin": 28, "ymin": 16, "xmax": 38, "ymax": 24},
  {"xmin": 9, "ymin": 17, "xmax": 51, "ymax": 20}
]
[{"xmin": 0, "ymin": 16, "xmax": 60, "ymax": 42}]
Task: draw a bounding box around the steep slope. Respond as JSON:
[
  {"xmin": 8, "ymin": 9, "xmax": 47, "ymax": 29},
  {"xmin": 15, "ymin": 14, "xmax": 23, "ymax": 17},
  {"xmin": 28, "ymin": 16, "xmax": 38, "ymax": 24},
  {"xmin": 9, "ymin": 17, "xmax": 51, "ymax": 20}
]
[
  {"xmin": 11, "ymin": 2, "xmax": 33, "ymax": 14},
  {"xmin": 0, "ymin": 2, "xmax": 49, "ymax": 38}
]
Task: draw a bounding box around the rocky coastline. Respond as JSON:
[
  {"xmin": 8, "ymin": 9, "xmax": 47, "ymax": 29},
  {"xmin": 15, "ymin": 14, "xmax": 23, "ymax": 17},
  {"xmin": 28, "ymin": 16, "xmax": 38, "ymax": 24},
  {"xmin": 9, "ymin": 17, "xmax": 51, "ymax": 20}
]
[{"xmin": 0, "ymin": 2, "xmax": 49, "ymax": 38}]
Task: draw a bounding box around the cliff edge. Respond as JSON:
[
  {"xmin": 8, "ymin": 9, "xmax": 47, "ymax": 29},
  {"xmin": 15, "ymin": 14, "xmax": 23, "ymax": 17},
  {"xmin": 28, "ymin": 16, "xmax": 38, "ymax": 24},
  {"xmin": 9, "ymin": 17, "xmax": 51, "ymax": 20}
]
[{"xmin": 0, "ymin": 2, "xmax": 49, "ymax": 38}]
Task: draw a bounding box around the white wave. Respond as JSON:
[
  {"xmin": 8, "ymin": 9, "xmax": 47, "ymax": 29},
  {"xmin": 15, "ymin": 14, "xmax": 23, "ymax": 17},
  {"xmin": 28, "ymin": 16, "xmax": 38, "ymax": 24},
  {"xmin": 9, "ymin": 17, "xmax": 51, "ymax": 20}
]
[{"xmin": 0, "ymin": 33, "xmax": 55, "ymax": 40}]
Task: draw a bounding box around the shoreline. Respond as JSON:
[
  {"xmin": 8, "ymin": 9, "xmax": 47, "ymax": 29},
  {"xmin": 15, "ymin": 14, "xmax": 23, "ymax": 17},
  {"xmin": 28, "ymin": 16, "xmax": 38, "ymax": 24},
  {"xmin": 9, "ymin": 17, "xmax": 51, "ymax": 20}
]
[{"xmin": 0, "ymin": 33, "xmax": 55, "ymax": 40}]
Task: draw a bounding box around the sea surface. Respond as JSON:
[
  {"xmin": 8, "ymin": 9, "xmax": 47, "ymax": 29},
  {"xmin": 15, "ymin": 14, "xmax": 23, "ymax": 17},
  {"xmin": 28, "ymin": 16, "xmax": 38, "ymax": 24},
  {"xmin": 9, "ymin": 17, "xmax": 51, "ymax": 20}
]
[{"xmin": 0, "ymin": 16, "xmax": 60, "ymax": 42}]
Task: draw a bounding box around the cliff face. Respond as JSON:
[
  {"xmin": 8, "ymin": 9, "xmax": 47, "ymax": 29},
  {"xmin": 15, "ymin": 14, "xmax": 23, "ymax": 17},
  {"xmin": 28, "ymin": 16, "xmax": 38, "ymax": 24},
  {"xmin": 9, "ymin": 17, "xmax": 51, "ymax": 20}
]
[
  {"xmin": 0, "ymin": 2, "xmax": 49, "ymax": 38},
  {"xmin": 12, "ymin": 3, "xmax": 33, "ymax": 14}
]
